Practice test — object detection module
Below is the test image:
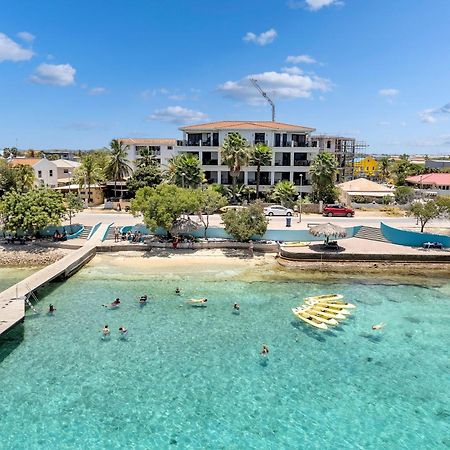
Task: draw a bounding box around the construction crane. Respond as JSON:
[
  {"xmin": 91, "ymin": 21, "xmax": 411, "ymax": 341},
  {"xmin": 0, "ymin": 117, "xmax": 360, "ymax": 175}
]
[{"xmin": 250, "ymin": 78, "xmax": 275, "ymax": 122}]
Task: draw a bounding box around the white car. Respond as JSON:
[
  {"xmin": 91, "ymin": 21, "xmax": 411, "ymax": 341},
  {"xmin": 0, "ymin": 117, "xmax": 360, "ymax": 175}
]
[{"xmin": 264, "ymin": 205, "xmax": 294, "ymax": 216}]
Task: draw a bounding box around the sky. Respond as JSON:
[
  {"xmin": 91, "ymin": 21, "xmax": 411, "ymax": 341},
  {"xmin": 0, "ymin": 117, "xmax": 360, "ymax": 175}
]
[{"xmin": 1, "ymin": 0, "xmax": 450, "ymax": 155}]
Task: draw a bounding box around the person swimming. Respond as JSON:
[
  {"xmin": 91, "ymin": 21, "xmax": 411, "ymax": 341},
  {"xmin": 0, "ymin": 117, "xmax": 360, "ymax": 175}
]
[
  {"xmin": 139, "ymin": 295, "xmax": 147, "ymax": 304},
  {"xmin": 103, "ymin": 298, "xmax": 121, "ymax": 308},
  {"xmin": 48, "ymin": 304, "xmax": 56, "ymax": 313},
  {"xmin": 175, "ymin": 287, "xmax": 181, "ymax": 295},
  {"xmin": 119, "ymin": 327, "xmax": 128, "ymax": 339},
  {"xmin": 233, "ymin": 303, "xmax": 240, "ymax": 311},
  {"xmin": 260, "ymin": 344, "xmax": 269, "ymax": 356},
  {"xmin": 102, "ymin": 325, "xmax": 110, "ymax": 337},
  {"xmin": 372, "ymin": 322, "xmax": 386, "ymax": 330}
]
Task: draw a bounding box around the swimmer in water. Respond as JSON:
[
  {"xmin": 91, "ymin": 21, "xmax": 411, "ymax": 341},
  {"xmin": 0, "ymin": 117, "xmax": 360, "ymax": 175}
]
[
  {"xmin": 260, "ymin": 344, "xmax": 269, "ymax": 356},
  {"xmin": 119, "ymin": 326, "xmax": 128, "ymax": 338},
  {"xmin": 48, "ymin": 304, "xmax": 56, "ymax": 313},
  {"xmin": 139, "ymin": 295, "xmax": 147, "ymax": 305},
  {"xmin": 175, "ymin": 287, "xmax": 181, "ymax": 295},
  {"xmin": 372, "ymin": 322, "xmax": 386, "ymax": 330},
  {"xmin": 102, "ymin": 325, "xmax": 110, "ymax": 337},
  {"xmin": 233, "ymin": 303, "xmax": 240, "ymax": 311},
  {"xmin": 103, "ymin": 298, "xmax": 121, "ymax": 308}
]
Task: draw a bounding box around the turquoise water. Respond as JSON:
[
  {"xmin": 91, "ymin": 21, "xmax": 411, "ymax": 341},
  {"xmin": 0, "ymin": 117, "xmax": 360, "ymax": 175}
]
[
  {"xmin": 0, "ymin": 267, "xmax": 37, "ymax": 292},
  {"xmin": 0, "ymin": 259, "xmax": 449, "ymax": 449}
]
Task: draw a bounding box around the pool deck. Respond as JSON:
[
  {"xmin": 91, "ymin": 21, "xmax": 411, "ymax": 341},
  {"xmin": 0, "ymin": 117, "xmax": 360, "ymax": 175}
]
[{"xmin": 0, "ymin": 224, "xmax": 110, "ymax": 338}]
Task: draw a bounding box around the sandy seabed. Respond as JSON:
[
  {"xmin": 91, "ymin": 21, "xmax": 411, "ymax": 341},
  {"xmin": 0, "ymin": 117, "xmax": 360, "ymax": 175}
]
[{"xmin": 89, "ymin": 249, "xmax": 450, "ymax": 286}]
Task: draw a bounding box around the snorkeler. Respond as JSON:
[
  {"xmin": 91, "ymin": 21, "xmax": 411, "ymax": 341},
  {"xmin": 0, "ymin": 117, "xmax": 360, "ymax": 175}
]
[
  {"xmin": 260, "ymin": 344, "xmax": 269, "ymax": 355},
  {"xmin": 372, "ymin": 323, "xmax": 386, "ymax": 331}
]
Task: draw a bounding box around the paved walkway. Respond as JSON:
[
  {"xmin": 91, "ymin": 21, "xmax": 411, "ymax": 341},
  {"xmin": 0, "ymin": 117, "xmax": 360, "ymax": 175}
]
[{"xmin": 0, "ymin": 223, "xmax": 112, "ymax": 337}]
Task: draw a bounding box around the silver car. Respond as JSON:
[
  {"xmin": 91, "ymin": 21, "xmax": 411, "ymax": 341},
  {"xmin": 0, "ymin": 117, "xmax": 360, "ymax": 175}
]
[{"xmin": 264, "ymin": 205, "xmax": 294, "ymax": 216}]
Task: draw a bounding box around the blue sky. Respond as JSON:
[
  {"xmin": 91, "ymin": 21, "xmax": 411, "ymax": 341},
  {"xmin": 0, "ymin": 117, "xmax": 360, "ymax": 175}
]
[{"xmin": 1, "ymin": 0, "xmax": 449, "ymax": 154}]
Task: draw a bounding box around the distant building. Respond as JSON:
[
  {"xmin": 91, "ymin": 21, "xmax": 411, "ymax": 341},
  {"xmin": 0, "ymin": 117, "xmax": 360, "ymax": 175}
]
[
  {"xmin": 353, "ymin": 156, "xmax": 380, "ymax": 179},
  {"xmin": 406, "ymin": 173, "xmax": 450, "ymax": 196},
  {"xmin": 338, "ymin": 178, "xmax": 393, "ymax": 203},
  {"xmin": 425, "ymin": 159, "xmax": 450, "ymax": 170},
  {"xmin": 55, "ymin": 184, "xmax": 104, "ymax": 206}
]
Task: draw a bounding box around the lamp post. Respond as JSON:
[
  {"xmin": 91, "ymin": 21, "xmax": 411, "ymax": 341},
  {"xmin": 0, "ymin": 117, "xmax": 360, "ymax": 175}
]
[{"xmin": 298, "ymin": 174, "xmax": 303, "ymax": 223}]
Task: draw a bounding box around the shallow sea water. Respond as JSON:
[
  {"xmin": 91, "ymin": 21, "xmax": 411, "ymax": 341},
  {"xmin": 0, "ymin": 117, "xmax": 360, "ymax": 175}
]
[
  {"xmin": 0, "ymin": 258, "xmax": 449, "ymax": 449},
  {"xmin": 0, "ymin": 267, "xmax": 37, "ymax": 292}
]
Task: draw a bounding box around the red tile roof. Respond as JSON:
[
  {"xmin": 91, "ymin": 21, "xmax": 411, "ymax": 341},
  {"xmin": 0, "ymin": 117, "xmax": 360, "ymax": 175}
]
[
  {"xmin": 406, "ymin": 173, "xmax": 450, "ymax": 186},
  {"xmin": 119, "ymin": 138, "xmax": 177, "ymax": 145},
  {"xmin": 9, "ymin": 158, "xmax": 41, "ymax": 167},
  {"xmin": 180, "ymin": 121, "xmax": 315, "ymax": 132}
]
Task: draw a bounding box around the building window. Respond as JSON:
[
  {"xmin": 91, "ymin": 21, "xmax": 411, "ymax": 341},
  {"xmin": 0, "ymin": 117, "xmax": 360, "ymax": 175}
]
[
  {"xmin": 275, "ymin": 152, "xmax": 291, "ymax": 166},
  {"xmin": 274, "ymin": 172, "xmax": 290, "ymax": 183},
  {"xmin": 167, "ymin": 146, "xmax": 173, "ymax": 150},
  {"xmin": 49, "ymin": 170, "xmax": 53, "ymax": 177},
  {"xmin": 204, "ymin": 171, "xmax": 218, "ymax": 184},
  {"xmin": 254, "ymin": 133, "xmax": 265, "ymax": 145},
  {"xmin": 294, "ymin": 153, "xmax": 308, "ymax": 166},
  {"xmin": 38, "ymin": 170, "xmax": 42, "ymax": 178},
  {"xmin": 327, "ymin": 140, "xmax": 332, "ymax": 149},
  {"xmin": 63, "ymin": 169, "xmax": 69, "ymax": 174},
  {"xmin": 248, "ymin": 172, "xmax": 270, "ymax": 185},
  {"xmin": 202, "ymin": 152, "xmax": 218, "ymax": 165}
]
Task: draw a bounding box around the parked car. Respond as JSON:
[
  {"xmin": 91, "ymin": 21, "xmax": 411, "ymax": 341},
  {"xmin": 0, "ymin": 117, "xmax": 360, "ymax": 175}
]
[
  {"xmin": 220, "ymin": 205, "xmax": 246, "ymax": 213},
  {"xmin": 322, "ymin": 204, "xmax": 355, "ymax": 217},
  {"xmin": 264, "ymin": 205, "xmax": 294, "ymax": 216}
]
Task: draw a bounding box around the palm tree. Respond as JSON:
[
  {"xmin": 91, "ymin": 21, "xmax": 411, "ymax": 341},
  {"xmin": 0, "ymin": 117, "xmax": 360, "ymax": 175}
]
[
  {"xmin": 74, "ymin": 154, "xmax": 103, "ymax": 205},
  {"xmin": 104, "ymin": 139, "xmax": 133, "ymax": 199},
  {"xmin": 12, "ymin": 164, "xmax": 35, "ymax": 193},
  {"xmin": 167, "ymin": 153, "xmax": 204, "ymax": 188},
  {"xmin": 137, "ymin": 147, "xmax": 157, "ymax": 168},
  {"xmin": 250, "ymin": 143, "xmax": 272, "ymax": 198},
  {"xmin": 272, "ymin": 180, "xmax": 297, "ymax": 207},
  {"xmin": 309, "ymin": 152, "xmax": 338, "ymax": 203},
  {"xmin": 379, "ymin": 157, "xmax": 390, "ymax": 182},
  {"xmin": 221, "ymin": 132, "xmax": 251, "ymax": 203}
]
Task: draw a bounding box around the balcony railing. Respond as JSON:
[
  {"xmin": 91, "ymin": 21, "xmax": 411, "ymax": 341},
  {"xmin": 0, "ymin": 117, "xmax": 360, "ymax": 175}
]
[
  {"xmin": 202, "ymin": 159, "xmax": 219, "ymax": 166},
  {"xmin": 293, "ymin": 160, "xmax": 310, "ymax": 166},
  {"xmin": 185, "ymin": 140, "xmax": 212, "ymax": 147},
  {"xmin": 253, "ymin": 140, "xmax": 269, "ymax": 146},
  {"xmin": 274, "ymin": 141, "xmax": 309, "ymax": 148}
]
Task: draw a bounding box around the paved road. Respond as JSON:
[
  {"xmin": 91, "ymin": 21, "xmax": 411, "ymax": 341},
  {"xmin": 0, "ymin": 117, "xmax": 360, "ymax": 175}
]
[{"xmin": 67, "ymin": 210, "xmax": 450, "ymax": 231}]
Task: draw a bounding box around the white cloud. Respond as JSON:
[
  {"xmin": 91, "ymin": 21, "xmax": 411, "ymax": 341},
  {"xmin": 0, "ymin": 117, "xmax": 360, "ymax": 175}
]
[
  {"xmin": 29, "ymin": 63, "xmax": 76, "ymax": 86},
  {"xmin": 17, "ymin": 31, "xmax": 35, "ymax": 43},
  {"xmin": 286, "ymin": 54, "xmax": 316, "ymax": 64},
  {"xmin": 243, "ymin": 28, "xmax": 277, "ymax": 46},
  {"xmin": 218, "ymin": 70, "xmax": 331, "ymax": 103},
  {"xmin": 379, "ymin": 88, "xmax": 399, "ymax": 97},
  {"xmin": 379, "ymin": 121, "xmax": 391, "ymax": 126},
  {"xmin": 149, "ymin": 106, "xmax": 208, "ymax": 124},
  {"xmin": 281, "ymin": 66, "xmax": 303, "ymax": 75},
  {"xmin": 0, "ymin": 32, "xmax": 34, "ymax": 62},
  {"xmin": 288, "ymin": 0, "xmax": 343, "ymax": 11},
  {"xmin": 419, "ymin": 103, "xmax": 450, "ymax": 124},
  {"xmin": 89, "ymin": 87, "xmax": 107, "ymax": 95},
  {"xmin": 168, "ymin": 94, "xmax": 186, "ymax": 101}
]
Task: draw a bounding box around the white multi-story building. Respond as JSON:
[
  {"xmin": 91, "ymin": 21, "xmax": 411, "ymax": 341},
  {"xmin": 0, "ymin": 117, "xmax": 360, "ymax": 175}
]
[{"xmin": 120, "ymin": 121, "xmax": 359, "ymax": 194}]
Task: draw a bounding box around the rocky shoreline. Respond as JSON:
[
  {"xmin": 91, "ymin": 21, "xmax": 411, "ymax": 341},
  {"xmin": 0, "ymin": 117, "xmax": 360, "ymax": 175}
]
[{"xmin": 0, "ymin": 244, "xmax": 69, "ymax": 267}]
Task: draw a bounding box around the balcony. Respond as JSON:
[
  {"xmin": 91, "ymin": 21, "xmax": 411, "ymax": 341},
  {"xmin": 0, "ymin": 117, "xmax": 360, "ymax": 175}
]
[
  {"xmin": 253, "ymin": 139, "xmax": 269, "ymax": 146},
  {"xmin": 293, "ymin": 160, "xmax": 310, "ymax": 167},
  {"xmin": 185, "ymin": 140, "xmax": 212, "ymax": 147}
]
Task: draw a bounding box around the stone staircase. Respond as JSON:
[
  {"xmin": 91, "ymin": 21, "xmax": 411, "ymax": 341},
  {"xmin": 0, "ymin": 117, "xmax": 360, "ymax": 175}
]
[
  {"xmin": 354, "ymin": 226, "xmax": 390, "ymax": 243},
  {"xmin": 104, "ymin": 226, "xmax": 117, "ymax": 241},
  {"xmin": 79, "ymin": 225, "xmax": 92, "ymax": 239}
]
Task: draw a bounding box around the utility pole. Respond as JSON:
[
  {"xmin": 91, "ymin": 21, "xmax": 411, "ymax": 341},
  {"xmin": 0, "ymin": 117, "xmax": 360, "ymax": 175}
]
[{"xmin": 250, "ymin": 78, "xmax": 275, "ymax": 122}]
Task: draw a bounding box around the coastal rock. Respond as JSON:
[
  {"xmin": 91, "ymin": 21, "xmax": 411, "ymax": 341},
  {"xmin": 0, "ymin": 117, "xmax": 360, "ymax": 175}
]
[{"xmin": 0, "ymin": 244, "xmax": 68, "ymax": 267}]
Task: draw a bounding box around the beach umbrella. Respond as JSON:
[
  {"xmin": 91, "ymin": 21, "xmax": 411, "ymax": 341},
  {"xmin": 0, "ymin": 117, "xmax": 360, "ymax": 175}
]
[
  {"xmin": 309, "ymin": 222, "xmax": 347, "ymax": 245},
  {"xmin": 171, "ymin": 217, "xmax": 200, "ymax": 234}
]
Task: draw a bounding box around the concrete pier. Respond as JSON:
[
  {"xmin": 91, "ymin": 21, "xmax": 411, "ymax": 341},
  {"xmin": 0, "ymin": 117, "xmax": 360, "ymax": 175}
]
[{"xmin": 0, "ymin": 223, "xmax": 112, "ymax": 337}]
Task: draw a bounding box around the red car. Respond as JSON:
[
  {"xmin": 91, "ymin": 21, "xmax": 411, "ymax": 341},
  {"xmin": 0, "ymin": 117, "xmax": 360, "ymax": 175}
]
[{"xmin": 323, "ymin": 204, "xmax": 355, "ymax": 217}]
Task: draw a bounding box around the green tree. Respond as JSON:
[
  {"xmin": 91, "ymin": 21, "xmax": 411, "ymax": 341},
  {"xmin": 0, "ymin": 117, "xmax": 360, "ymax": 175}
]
[
  {"xmin": 271, "ymin": 180, "xmax": 297, "ymax": 207},
  {"xmin": 127, "ymin": 164, "xmax": 162, "ymax": 196},
  {"xmin": 408, "ymin": 200, "xmax": 441, "ymax": 233},
  {"xmin": 12, "ymin": 164, "xmax": 35, "ymax": 193},
  {"xmin": 105, "ymin": 139, "xmax": 133, "ymax": 199},
  {"xmin": 0, "ymin": 159, "xmax": 15, "ymax": 194},
  {"xmin": 221, "ymin": 132, "xmax": 251, "ymax": 203},
  {"xmin": 65, "ymin": 192, "xmax": 84, "ymax": 232},
  {"xmin": 379, "ymin": 157, "xmax": 391, "ymax": 182},
  {"xmin": 137, "ymin": 147, "xmax": 157, "ymax": 168},
  {"xmin": 167, "ymin": 153, "xmax": 204, "ymax": 188},
  {"xmin": 131, "ymin": 184, "xmax": 196, "ymax": 236},
  {"xmin": 221, "ymin": 202, "xmax": 267, "ymax": 242},
  {"xmin": 390, "ymin": 159, "xmax": 411, "ymax": 186},
  {"xmin": 250, "ymin": 143, "xmax": 272, "ymax": 197},
  {"xmin": 74, "ymin": 154, "xmax": 103, "ymax": 205},
  {"xmin": 309, "ymin": 152, "xmax": 338, "ymax": 203},
  {"xmin": 195, "ymin": 187, "xmax": 227, "ymax": 237},
  {"xmin": 394, "ymin": 186, "xmax": 414, "ymax": 204},
  {"xmin": 0, "ymin": 188, "xmax": 66, "ymax": 235}
]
